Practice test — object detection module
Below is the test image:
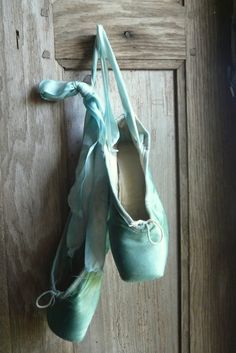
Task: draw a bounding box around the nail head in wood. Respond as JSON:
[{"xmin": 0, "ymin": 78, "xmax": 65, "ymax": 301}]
[
  {"xmin": 124, "ymin": 31, "xmax": 132, "ymax": 39},
  {"xmin": 41, "ymin": 8, "xmax": 49, "ymax": 17},
  {"xmin": 83, "ymin": 75, "xmax": 91, "ymax": 84},
  {"xmin": 190, "ymin": 48, "xmax": 196, "ymax": 56},
  {"xmin": 42, "ymin": 50, "xmax": 50, "ymax": 59}
]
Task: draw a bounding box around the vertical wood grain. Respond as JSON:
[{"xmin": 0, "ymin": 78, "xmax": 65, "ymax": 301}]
[
  {"xmin": 0, "ymin": 2, "xmax": 12, "ymax": 352},
  {"xmin": 63, "ymin": 70, "xmax": 179, "ymax": 353},
  {"xmin": 0, "ymin": 1, "xmax": 72, "ymax": 352},
  {"xmin": 186, "ymin": 1, "xmax": 236, "ymax": 352},
  {"xmin": 175, "ymin": 64, "xmax": 189, "ymax": 353}
]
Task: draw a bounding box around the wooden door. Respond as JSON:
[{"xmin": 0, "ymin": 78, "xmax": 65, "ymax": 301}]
[{"xmin": 0, "ymin": 1, "xmax": 235, "ymax": 353}]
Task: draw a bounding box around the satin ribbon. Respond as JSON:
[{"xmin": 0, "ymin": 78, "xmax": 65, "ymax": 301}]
[{"xmin": 39, "ymin": 79, "xmax": 108, "ymax": 272}]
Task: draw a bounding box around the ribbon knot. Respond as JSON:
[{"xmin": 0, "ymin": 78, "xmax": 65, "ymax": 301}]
[
  {"xmin": 38, "ymin": 80, "xmax": 96, "ymax": 102},
  {"xmin": 73, "ymin": 81, "xmax": 95, "ymax": 99}
]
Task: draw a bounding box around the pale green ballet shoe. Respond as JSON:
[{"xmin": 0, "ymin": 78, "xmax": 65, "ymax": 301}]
[
  {"xmin": 45, "ymin": 217, "xmax": 104, "ymax": 342},
  {"xmin": 92, "ymin": 25, "xmax": 169, "ymax": 282},
  {"xmin": 107, "ymin": 117, "xmax": 169, "ymax": 282},
  {"xmin": 36, "ymin": 79, "xmax": 109, "ymax": 342},
  {"xmin": 45, "ymin": 219, "xmax": 104, "ymax": 342}
]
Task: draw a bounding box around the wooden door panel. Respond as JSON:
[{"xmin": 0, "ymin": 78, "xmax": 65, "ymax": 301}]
[{"xmin": 63, "ymin": 69, "xmax": 179, "ymax": 353}]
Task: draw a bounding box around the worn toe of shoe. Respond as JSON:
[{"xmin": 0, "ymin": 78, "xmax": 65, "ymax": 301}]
[
  {"xmin": 109, "ymin": 217, "xmax": 168, "ymax": 282},
  {"xmin": 47, "ymin": 272, "xmax": 103, "ymax": 342}
]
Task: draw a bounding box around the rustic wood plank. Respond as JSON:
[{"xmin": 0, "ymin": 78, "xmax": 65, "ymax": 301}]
[
  {"xmin": 186, "ymin": 1, "xmax": 236, "ymax": 352},
  {"xmin": 175, "ymin": 64, "xmax": 190, "ymax": 353},
  {"xmin": 0, "ymin": 2, "xmax": 12, "ymax": 352},
  {"xmin": 0, "ymin": 0, "xmax": 72, "ymax": 352},
  {"xmin": 63, "ymin": 69, "xmax": 179, "ymax": 353},
  {"xmin": 53, "ymin": 0, "xmax": 186, "ymax": 69},
  {"xmin": 0, "ymin": 167, "xmax": 11, "ymax": 353},
  {"xmin": 58, "ymin": 59, "xmax": 184, "ymax": 70}
]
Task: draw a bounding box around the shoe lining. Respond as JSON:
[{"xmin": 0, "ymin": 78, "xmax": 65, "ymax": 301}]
[{"xmin": 117, "ymin": 141, "xmax": 149, "ymax": 221}]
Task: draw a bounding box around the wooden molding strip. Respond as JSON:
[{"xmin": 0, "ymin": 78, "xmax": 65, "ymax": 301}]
[{"xmin": 57, "ymin": 59, "xmax": 184, "ymax": 71}]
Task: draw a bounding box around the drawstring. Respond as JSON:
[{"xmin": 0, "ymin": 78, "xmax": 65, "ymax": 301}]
[
  {"xmin": 129, "ymin": 219, "xmax": 163, "ymax": 245},
  {"xmin": 36, "ymin": 289, "xmax": 60, "ymax": 309}
]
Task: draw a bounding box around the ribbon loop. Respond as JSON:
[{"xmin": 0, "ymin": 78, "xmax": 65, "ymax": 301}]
[
  {"xmin": 36, "ymin": 289, "xmax": 60, "ymax": 309},
  {"xmin": 129, "ymin": 219, "xmax": 163, "ymax": 245}
]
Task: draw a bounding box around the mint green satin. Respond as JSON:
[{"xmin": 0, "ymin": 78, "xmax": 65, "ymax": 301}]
[
  {"xmin": 47, "ymin": 272, "xmax": 103, "ymax": 342},
  {"xmin": 38, "ymin": 77, "xmax": 109, "ymax": 341},
  {"xmin": 92, "ymin": 25, "xmax": 140, "ymax": 147},
  {"xmin": 47, "ymin": 217, "xmax": 104, "ymax": 341},
  {"xmin": 108, "ymin": 129, "xmax": 169, "ymax": 281},
  {"xmin": 93, "ymin": 25, "xmax": 169, "ymax": 281}
]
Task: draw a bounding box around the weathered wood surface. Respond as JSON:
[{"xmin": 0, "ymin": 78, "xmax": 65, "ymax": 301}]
[
  {"xmin": 53, "ymin": 0, "xmax": 186, "ymax": 69},
  {"xmin": 176, "ymin": 63, "xmax": 189, "ymax": 353},
  {"xmin": 186, "ymin": 1, "xmax": 236, "ymax": 353},
  {"xmin": 63, "ymin": 69, "xmax": 179, "ymax": 353},
  {"xmin": 0, "ymin": 1, "xmax": 71, "ymax": 352}
]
